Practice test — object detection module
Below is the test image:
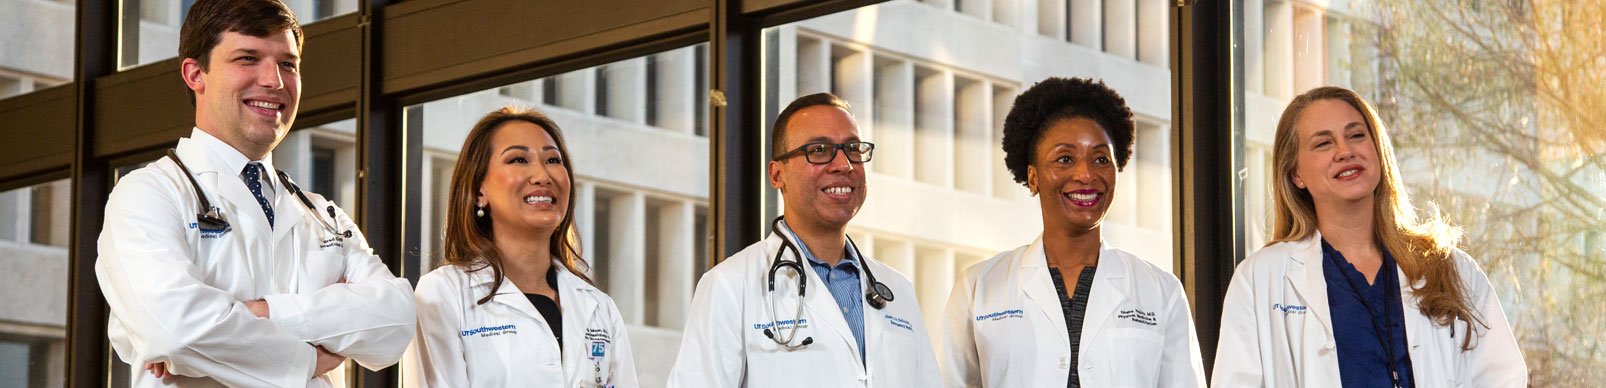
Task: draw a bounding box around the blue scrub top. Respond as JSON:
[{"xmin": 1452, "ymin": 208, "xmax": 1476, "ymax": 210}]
[{"xmin": 1322, "ymin": 239, "xmax": 1416, "ymax": 388}]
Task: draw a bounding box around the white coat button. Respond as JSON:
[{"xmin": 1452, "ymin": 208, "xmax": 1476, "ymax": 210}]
[{"xmin": 1059, "ymin": 356, "xmax": 1069, "ymax": 369}]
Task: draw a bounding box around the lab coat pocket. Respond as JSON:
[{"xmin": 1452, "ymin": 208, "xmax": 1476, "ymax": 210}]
[
  {"xmin": 302, "ymin": 248, "xmax": 347, "ymax": 289},
  {"xmin": 972, "ymin": 309, "xmax": 1030, "ymax": 356},
  {"xmin": 877, "ymin": 328, "xmax": 922, "ymax": 382},
  {"xmin": 297, "ymin": 227, "xmax": 350, "ymax": 287},
  {"xmin": 1106, "ymin": 327, "xmax": 1164, "ymax": 387},
  {"xmin": 193, "ymin": 227, "xmax": 249, "ymax": 286}
]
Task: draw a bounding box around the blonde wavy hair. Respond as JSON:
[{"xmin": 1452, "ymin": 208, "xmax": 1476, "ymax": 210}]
[{"xmin": 1269, "ymin": 86, "xmax": 1484, "ymax": 348}]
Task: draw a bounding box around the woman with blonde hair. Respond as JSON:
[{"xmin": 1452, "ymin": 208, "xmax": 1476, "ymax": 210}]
[
  {"xmin": 406, "ymin": 107, "xmax": 638, "ymax": 387},
  {"xmin": 1211, "ymin": 86, "xmax": 1525, "ymax": 387}
]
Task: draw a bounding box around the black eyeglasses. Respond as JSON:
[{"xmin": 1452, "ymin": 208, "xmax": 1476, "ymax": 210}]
[{"xmin": 773, "ymin": 142, "xmax": 876, "ymax": 164}]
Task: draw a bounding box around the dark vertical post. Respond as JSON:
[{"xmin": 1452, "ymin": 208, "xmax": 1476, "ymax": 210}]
[
  {"xmin": 402, "ymin": 104, "xmax": 424, "ymax": 285},
  {"xmin": 710, "ymin": 0, "xmax": 764, "ymax": 263},
  {"xmin": 1173, "ymin": 0, "xmax": 1238, "ymax": 377},
  {"xmin": 353, "ymin": 0, "xmax": 407, "ymax": 386},
  {"xmin": 67, "ymin": 0, "xmax": 118, "ymax": 386}
]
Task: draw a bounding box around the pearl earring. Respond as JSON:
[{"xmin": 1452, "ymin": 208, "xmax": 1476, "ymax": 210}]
[{"xmin": 476, "ymin": 204, "xmax": 486, "ymax": 217}]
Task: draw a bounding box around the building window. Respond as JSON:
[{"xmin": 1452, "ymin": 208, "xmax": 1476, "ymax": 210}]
[
  {"xmin": 28, "ymin": 180, "xmax": 68, "ymax": 248},
  {"xmin": 309, "ymin": 146, "xmax": 337, "ymax": 197}
]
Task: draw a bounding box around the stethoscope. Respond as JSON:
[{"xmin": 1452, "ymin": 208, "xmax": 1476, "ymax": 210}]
[
  {"xmin": 167, "ymin": 148, "xmax": 353, "ymax": 239},
  {"xmin": 762, "ymin": 216, "xmax": 894, "ymax": 349}
]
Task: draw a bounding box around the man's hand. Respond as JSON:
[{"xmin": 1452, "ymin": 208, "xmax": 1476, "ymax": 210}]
[
  {"xmin": 144, "ymin": 362, "xmax": 169, "ymax": 379},
  {"xmin": 244, "ymin": 300, "xmax": 270, "ymax": 319},
  {"xmin": 146, "ymin": 345, "xmax": 348, "ymax": 380},
  {"xmin": 313, "ymin": 345, "xmax": 347, "ymax": 377}
]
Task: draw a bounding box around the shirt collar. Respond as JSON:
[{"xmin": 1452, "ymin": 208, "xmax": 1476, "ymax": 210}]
[
  {"xmin": 778, "ymin": 219, "xmax": 860, "ymax": 271},
  {"xmin": 190, "ymin": 127, "xmax": 277, "ymax": 187}
]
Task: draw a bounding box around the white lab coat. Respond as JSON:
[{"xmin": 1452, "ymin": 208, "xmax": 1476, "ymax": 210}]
[
  {"xmin": 941, "ymin": 236, "xmax": 1206, "ymax": 388},
  {"xmin": 404, "ymin": 260, "xmax": 639, "ymax": 388},
  {"xmin": 1211, "ymin": 232, "xmax": 1527, "ymax": 387},
  {"xmin": 666, "ymin": 232, "xmax": 942, "ymax": 388},
  {"xmin": 95, "ymin": 129, "xmax": 417, "ymax": 387}
]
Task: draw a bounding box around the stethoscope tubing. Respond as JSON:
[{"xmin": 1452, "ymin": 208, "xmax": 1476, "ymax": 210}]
[
  {"xmin": 167, "ymin": 148, "xmax": 352, "ymax": 239},
  {"xmin": 763, "ymin": 216, "xmax": 892, "ymax": 349}
]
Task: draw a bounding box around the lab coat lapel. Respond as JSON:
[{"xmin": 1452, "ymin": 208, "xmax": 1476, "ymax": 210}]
[
  {"xmin": 216, "ymin": 179, "xmax": 273, "ymax": 237},
  {"xmin": 1018, "ymin": 237, "xmax": 1071, "ymax": 350},
  {"xmin": 853, "ymin": 238, "xmax": 887, "ymax": 369},
  {"xmin": 1397, "ymin": 264, "xmax": 1429, "ymax": 368},
  {"xmin": 175, "ymin": 139, "xmax": 273, "ymax": 238},
  {"xmin": 269, "ymin": 171, "xmax": 302, "ymax": 245},
  {"xmin": 175, "ymin": 131, "xmax": 282, "ymax": 239},
  {"xmin": 557, "ymin": 265, "xmax": 601, "ymax": 375},
  {"xmin": 188, "ymin": 151, "xmax": 272, "ymax": 238},
  {"xmin": 471, "ymin": 269, "xmax": 550, "ymax": 331},
  {"xmin": 1285, "ymin": 234, "xmax": 1335, "ymax": 341},
  {"xmin": 768, "ymin": 232, "xmax": 859, "ymax": 357},
  {"xmin": 1080, "ymin": 243, "xmax": 1129, "ymax": 342}
]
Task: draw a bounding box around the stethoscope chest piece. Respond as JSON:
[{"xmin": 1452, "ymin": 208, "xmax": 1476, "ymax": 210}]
[{"xmin": 866, "ymin": 281, "xmax": 894, "ymax": 309}]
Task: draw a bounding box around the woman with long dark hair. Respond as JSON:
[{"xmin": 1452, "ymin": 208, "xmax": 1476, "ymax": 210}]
[{"xmin": 406, "ymin": 107, "xmax": 638, "ymax": 388}]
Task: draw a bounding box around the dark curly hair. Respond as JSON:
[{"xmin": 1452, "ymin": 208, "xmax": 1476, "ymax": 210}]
[{"xmin": 1001, "ymin": 77, "xmax": 1135, "ymax": 186}]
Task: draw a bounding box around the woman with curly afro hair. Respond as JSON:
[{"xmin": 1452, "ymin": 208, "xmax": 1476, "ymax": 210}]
[{"xmin": 940, "ymin": 77, "xmax": 1205, "ymax": 388}]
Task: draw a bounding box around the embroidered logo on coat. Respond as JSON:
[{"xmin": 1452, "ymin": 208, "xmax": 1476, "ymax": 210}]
[
  {"xmin": 190, "ymin": 222, "xmax": 232, "ymax": 238},
  {"xmin": 975, "ymin": 309, "xmax": 1026, "ymax": 321},
  {"xmin": 460, "ymin": 324, "xmax": 517, "ymax": 337},
  {"xmin": 752, "ymin": 319, "xmax": 809, "ymax": 332},
  {"xmin": 1272, "ymin": 303, "xmax": 1308, "ymax": 315}
]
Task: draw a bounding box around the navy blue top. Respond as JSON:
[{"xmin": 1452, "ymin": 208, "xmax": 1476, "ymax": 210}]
[{"xmin": 1322, "ymin": 239, "xmax": 1415, "ymax": 388}]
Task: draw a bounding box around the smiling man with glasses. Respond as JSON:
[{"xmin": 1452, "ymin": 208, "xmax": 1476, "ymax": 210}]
[{"xmin": 667, "ymin": 92, "xmax": 940, "ymax": 387}]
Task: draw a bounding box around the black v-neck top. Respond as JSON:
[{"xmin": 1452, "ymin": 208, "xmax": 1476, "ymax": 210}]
[
  {"xmin": 1049, "ymin": 266, "xmax": 1098, "ymax": 388},
  {"xmin": 523, "ymin": 267, "xmax": 563, "ymax": 350}
]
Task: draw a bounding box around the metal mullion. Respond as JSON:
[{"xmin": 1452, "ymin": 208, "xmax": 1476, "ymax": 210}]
[
  {"xmin": 67, "ymin": 0, "xmax": 119, "ymax": 386},
  {"xmin": 710, "ymin": 0, "xmax": 765, "ymax": 263},
  {"xmin": 354, "ymin": 0, "xmax": 407, "ymax": 386},
  {"xmin": 1173, "ymin": 0, "xmax": 1237, "ymax": 376}
]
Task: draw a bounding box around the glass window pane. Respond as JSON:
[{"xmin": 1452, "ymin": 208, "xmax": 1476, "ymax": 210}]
[
  {"xmin": 405, "ymin": 43, "xmax": 711, "ymax": 387},
  {"xmin": 119, "ymin": 0, "xmax": 358, "ymax": 69},
  {"xmin": 272, "ymin": 119, "xmax": 359, "ymax": 211},
  {"xmin": 1233, "ymin": 1, "xmax": 1604, "ymax": 384},
  {"xmin": 0, "ymin": 0, "xmax": 75, "ymax": 100},
  {"xmin": 0, "ymin": 178, "xmax": 72, "ymax": 387},
  {"xmin": 764, "ymin": 0, "xmax": 1177, "ymax": 353}
]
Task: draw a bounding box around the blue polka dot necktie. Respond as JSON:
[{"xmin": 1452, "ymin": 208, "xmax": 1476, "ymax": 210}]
[{"xmin": 243, "ymin": 163, "xmax": 275, "ymax": 227}]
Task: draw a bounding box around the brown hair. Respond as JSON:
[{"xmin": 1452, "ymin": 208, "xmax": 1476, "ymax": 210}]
[
  {"xmin": 443, "ymin": 106, "xmax": 593, "ymax": 305},
  {"xmin": 1269, "ymin": 86, "xmax": 1484, "ymax": 348},
  {"xmin": 178, "ymin": 0, "xmax": 305, "ymax": 105},
  {"xmin": 771, "ymin": 92, "xmax": 852, "ymax": 157}
]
